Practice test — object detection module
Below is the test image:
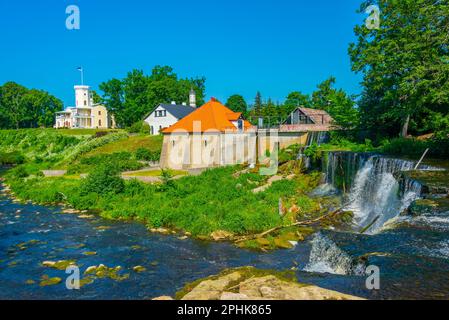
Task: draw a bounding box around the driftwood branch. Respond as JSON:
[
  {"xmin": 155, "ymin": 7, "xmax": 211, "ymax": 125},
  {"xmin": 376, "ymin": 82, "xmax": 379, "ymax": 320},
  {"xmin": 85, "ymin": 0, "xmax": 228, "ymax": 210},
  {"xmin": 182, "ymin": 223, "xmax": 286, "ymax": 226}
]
[{"xmin": 233, "ymin": 207, "xmax": 347, "ymax": 243}]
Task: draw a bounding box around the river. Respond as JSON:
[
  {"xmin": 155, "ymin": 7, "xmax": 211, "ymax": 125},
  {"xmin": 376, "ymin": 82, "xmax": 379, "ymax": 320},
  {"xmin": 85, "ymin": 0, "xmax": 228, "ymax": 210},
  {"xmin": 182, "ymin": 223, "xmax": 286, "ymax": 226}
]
[{"xmin": 1, "ymin": 153, "xmax": 449, "ymax": 300}]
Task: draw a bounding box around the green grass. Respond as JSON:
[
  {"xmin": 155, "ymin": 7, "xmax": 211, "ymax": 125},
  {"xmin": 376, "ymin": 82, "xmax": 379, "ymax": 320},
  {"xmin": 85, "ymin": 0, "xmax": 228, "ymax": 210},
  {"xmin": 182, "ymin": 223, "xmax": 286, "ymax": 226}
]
[
  {"xmin": 5, "ymin": 166, "xmax": 322, "ymax": 237},
  {"xmin": 56, "ymin": 129, "xmax": 122, "ymax": 136},
  {"xmin": 83, "ymin": 135, "xmax": 163, "ymax": 157},
  {"xmin": 123, "ymin": 169, "xmax": 187, "ymax": 177}
]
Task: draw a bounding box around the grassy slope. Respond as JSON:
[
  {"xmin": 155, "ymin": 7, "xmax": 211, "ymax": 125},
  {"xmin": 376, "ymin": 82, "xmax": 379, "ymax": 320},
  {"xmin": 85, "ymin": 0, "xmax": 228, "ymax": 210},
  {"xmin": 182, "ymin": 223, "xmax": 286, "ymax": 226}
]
[{"xmin": 83, "ymin": 135, "xmax": 163, "ymax": 157}]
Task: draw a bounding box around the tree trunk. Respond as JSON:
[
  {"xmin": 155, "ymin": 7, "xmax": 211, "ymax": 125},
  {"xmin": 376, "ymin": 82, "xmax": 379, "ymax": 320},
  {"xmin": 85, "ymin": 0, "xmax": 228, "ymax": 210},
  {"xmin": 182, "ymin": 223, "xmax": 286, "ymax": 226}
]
[{"xmin": 400, "ymin": 114, "xmax": 410, "ymax": 138}]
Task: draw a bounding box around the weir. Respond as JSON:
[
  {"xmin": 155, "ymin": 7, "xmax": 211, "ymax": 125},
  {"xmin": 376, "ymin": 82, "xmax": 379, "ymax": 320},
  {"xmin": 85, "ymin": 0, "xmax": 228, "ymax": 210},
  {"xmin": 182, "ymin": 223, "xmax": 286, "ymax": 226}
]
[{"xmin": 323, "ymin": 152, "xmax": 439, "ymax": 234}]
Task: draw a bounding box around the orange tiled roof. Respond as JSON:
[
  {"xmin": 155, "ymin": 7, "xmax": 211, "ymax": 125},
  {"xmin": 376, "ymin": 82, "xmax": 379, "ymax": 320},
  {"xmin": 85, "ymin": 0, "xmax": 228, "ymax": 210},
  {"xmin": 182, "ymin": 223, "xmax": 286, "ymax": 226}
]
[{"xmin": 162, "ymin": 98, "xmax": 252, "ymax": 133}]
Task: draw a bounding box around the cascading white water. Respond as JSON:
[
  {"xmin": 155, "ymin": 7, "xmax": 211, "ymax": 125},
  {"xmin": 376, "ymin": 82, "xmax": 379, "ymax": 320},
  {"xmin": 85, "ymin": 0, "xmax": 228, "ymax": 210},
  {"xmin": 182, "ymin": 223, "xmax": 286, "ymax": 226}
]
[
  {"xmin": 344, "ymin": 156, "xmax": 424, "ymax": 234},
  {"xmin": 304, "ymin": 233, "xmax": 366, "ymax": 275}
]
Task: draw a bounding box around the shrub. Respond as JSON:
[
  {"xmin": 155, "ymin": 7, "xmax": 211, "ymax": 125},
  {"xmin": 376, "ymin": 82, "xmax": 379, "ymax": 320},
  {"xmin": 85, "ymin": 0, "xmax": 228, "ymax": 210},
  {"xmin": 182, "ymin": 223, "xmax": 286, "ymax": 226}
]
[
  {"xmin": 127, "ymin": 121, "xmax": 150, "ymax": 134},
  {"xmin": 82, "ymin": 164, "xmax": 125, "ymax": 195},
  {"xmin": 0, "ymin": 151, "xmax": 25, "ymax": 165},
  {"xmin": 135, "ymin": 148, "xmax": 161, "ymax": 161}
]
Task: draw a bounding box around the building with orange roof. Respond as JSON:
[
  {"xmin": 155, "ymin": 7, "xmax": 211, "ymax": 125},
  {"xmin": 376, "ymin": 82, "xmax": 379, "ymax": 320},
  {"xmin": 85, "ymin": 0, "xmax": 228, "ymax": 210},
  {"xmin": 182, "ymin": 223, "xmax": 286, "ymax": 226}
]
[{"xmin": 160, "ymin": 98, "xmax": 258, "ymax": 169}]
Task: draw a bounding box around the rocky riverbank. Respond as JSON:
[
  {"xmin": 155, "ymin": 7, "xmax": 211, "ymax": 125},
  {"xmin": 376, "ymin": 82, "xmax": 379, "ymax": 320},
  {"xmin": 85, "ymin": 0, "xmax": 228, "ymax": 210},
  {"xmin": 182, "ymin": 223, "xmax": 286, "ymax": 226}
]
[{"xmin": 154, "ymin": 267, "xmax": 364, "ymax": 301}]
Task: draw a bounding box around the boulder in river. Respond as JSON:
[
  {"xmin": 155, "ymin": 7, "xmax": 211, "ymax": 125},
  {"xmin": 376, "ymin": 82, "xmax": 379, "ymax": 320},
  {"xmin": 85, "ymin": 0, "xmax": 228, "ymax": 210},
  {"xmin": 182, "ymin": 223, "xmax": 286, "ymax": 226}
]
[
  {"xmin": 176, "ymin": 267, "xmax": 364, "ymax": 301},
  {"xmin": 210, "ymin": 230, "xmax": 234, "ymax": 241}
]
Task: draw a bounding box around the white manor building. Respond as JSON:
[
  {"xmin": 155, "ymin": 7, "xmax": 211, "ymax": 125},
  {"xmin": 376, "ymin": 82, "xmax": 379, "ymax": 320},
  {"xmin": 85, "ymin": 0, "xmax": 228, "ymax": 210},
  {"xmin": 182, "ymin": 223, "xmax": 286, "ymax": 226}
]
[
  {"xmin": 143, "ymin": 88, "xmax": 197, "ymax": 135},
  {"xmin": 55, "ymin": 85, "xmax": 115, "ymax": 129}
]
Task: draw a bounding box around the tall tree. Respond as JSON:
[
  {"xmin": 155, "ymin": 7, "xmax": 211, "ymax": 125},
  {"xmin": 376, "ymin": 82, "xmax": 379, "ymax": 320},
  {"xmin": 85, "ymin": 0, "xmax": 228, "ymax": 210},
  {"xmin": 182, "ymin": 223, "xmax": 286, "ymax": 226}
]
[
  {"xmin": 349, "ymin": 0, "xmax": 449, "ymax": 137},
  {"xmin": 254, "ymin": 91, "xmax": 262, "ymax": 116},
  {"xmin": 225, "ymin": 94, "xmax": 247, "ymax": 113},
  {"xmin": 284, "ymin": 91, "xmax": 312, "ymax": 111},
  {"xmin": 0, "ymin": 82, "xmax": 62, "ymax": 129},
  {"xmin": 311, "ymin": 77, "xmax": 359, "ymax": 129}
]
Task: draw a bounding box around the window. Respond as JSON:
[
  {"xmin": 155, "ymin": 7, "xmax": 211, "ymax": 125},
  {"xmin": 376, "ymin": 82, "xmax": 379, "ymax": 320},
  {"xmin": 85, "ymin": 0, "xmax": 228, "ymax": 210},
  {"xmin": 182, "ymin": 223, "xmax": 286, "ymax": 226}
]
[
  {"xmin": 99, "ymin": 120, "xmax": 102, "ymax": 126},
  {"xmin": 150, "ymin": 126, "xmax": 154, "ymax": 135},
  {"xmin": 237, "ymin": 119, "xmax": 244, "ymax": 131},
  {"xmin": 155, "ymin": 110, "xmax": 166, "ymax": 117},
  {"xmin": 98, "ymin": 111, "xmax": 101, "ymax": 115},
  {"xmin": 84, "ymin": 100, "xmax": 87, "ymax": 106}
]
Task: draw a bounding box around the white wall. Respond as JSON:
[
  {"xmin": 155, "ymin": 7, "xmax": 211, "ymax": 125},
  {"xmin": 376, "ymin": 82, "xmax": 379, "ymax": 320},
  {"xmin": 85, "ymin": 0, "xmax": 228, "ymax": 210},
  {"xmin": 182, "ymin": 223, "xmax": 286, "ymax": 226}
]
[{"xmin": 144, "ymin": 105, "xmax": 179, "ymax": 135}]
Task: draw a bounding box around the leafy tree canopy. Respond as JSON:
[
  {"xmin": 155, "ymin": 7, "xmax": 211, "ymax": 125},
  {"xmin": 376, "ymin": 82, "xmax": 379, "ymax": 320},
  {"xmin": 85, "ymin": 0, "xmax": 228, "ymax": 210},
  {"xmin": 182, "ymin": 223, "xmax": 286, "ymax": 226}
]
[
  {"xmin": 225, "ymin": 94, "xmax": 247, "ymax": 113},
  {"xmin": 349, "ymin": 0, "xmax": 449, "ymax": 138},
  {"xmin": 99, "ymin": 66, "xmax": 206, "ymax": 127},
  {"xmin": 0, "ymin": 82, "xmax": 63, "ymax": 129}
]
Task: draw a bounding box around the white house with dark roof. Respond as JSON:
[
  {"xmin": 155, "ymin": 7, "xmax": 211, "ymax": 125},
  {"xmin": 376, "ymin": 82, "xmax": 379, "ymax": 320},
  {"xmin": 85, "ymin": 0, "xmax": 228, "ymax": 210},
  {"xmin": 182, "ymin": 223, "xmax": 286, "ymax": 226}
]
[
  {"xmin": 143, "ymin": 89, "xmax": 197, "ymax": 135},
  {"xmin": 144, "ymin": 102, "xmax": 196, "ymax": 135}
]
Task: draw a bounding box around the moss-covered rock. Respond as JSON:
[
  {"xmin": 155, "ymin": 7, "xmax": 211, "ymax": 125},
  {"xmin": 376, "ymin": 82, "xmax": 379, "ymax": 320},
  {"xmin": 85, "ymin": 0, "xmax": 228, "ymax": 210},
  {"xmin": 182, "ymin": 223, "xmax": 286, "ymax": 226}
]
[
  {"xmin": 42, "ymin": 260, "xmax": 76, "ymax": 270},
  {"xmin": 408, "ymin": 198, "xmax": 449, "ymax": 216},
  {"xmin": 39, "ymin": 275, "xmax": 62, "ymax": 287}
]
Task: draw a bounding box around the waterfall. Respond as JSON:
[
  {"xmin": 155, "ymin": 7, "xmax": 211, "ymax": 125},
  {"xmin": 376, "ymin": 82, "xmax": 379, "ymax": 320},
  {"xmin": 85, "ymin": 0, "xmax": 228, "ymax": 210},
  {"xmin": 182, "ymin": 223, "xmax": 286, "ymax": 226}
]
[
  {"xmin": 325, "ymin": 152, "xmax": 437, "ymax": 234},
  {"xmin": 304, "ymin": 233, "xmax": 366, "ymax": 275}
]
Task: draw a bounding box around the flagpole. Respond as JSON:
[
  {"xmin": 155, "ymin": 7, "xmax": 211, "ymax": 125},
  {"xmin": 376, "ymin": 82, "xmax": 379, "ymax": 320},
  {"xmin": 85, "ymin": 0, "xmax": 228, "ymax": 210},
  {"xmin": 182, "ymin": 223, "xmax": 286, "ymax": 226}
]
[{"xmin": 77, "ymin": 67, "xmax": 84, "ymax": 85}]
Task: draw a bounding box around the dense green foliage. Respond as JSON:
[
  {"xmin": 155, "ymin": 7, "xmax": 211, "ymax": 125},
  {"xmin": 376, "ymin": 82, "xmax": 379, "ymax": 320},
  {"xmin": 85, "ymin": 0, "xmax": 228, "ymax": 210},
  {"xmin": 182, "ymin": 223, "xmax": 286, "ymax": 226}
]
[
  {"xmin": 5, "ymin": 166, "xmax": 320, "ymax": 236},
  {"xmin": 68, "ymin": 152, "xmax": 144, "ymax": 174},
  {"xmin": 82, "ymin": 164, "xmax": 125, "ymax": 195},
  {"xmin": 135, "ymin": 147, "xmax": 160, "ymax": 162},
  {"xmin": 99, "ymin": 66, "xmax": 206, "ymax": 127},
  {"xmin": 0, "ymin": 82, "xmax": 63, "ymax": 129},
  {"xmin": 244, "ymin": 78, "xmax": 359, "ymax": 129},
  {"xmin": 225, "ymin": 95, "xmax": 247, "ymax": 113},
  {"xmin": 349, "ymin": 0, "xmax": 449, "ymax": 139},
  {"xmin": 0, "ymin": 151, "xmax": 25, "ymax": 165}
]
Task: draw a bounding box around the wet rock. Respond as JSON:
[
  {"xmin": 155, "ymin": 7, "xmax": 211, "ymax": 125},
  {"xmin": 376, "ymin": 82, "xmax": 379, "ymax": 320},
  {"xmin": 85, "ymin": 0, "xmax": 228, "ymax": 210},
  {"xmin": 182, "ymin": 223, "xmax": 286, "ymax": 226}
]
[
  {"xmin": 407, "ymin": 198, "xmax": 449, "ymax": 216},
  {"xmin": 152, "ymin": 296, "xmax": 174, "ymax": 300},
  {"xmin": 210, "ymin": 230, "xmax": 234, "ymax": 241},
  {"xmin": 39, "ymin": 275, "xmax": 62, "ymax": 287},
  {"xmin": 42, "ymin": 260, "xmax": 76, "ymax": 270},
  {"xmin": 239, "ymin": 275, "xmax": 364, "ymax": 300},
  {"xmin": 78, "ymin": 215, "xmax": 94, "ymax": 219},
  {"xmin": 149, "ymin": 227, "xmax": 170, "ymax": 235},
  {"xmin": 25, "ymin": 279, "xmax": 35, "ymax": 285},
  {"xmin": 84, "ymin": 264, "xmax": 129, "ymax": 281},
  {"xmin": 61, "ymin": 209, "xmax": 80, "ymax": 214},
  {"xmin": 95, "ymin": 226, "xmax": 111, "ymax": 231},
  {"xmin": 133, "ymin": 266, "xmax": 146, "ymax": 273},
  {"xmin": 274, "ymin": 238, "xmax": 294, "ymax": 249},
  {"xmin": 178, "ymin": 236, "xmax": 188, "ymax": 240},
  {"xmin": 82, "ymin": 251, "xmax": 97, "ymax": 256},
  {"xmin": 182, "ymin": 272, "xmax": 243, "ymax": 300},
  {"xmin": 178, "ymin": 267, "xmax": 364, "ymax": 301}
]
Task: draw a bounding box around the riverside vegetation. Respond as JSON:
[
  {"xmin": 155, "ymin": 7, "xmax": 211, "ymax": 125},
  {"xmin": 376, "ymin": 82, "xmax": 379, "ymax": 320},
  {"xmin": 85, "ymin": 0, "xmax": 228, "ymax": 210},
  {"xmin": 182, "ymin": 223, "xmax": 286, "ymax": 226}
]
[
  {"xmin": 0, "ymin": 129, "xmax": 357, "ymax": 250},
  {"xmin": 2, "ymin": 129, "xmax": 448, "ymax": 250}
]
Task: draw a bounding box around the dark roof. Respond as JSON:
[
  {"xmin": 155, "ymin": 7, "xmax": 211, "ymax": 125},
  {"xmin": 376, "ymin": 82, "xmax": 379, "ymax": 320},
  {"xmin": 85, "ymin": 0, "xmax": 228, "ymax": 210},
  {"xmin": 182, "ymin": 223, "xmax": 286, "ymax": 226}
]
[
  {"xmin": 283, "ymin": 107, "xmax": 333, "ymax": 125},
  {"xmin": 144, "ymin": 103, "xmax": 195, "ymax": 120}
]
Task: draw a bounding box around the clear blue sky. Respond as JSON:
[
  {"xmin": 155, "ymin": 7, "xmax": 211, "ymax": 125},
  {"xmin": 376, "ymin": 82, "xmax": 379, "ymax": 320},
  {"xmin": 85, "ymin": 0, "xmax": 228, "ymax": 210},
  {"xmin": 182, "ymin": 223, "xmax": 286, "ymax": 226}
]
[{"xmin": 0, "ymin": 0, "xmax": 364, "ymax": 107}]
